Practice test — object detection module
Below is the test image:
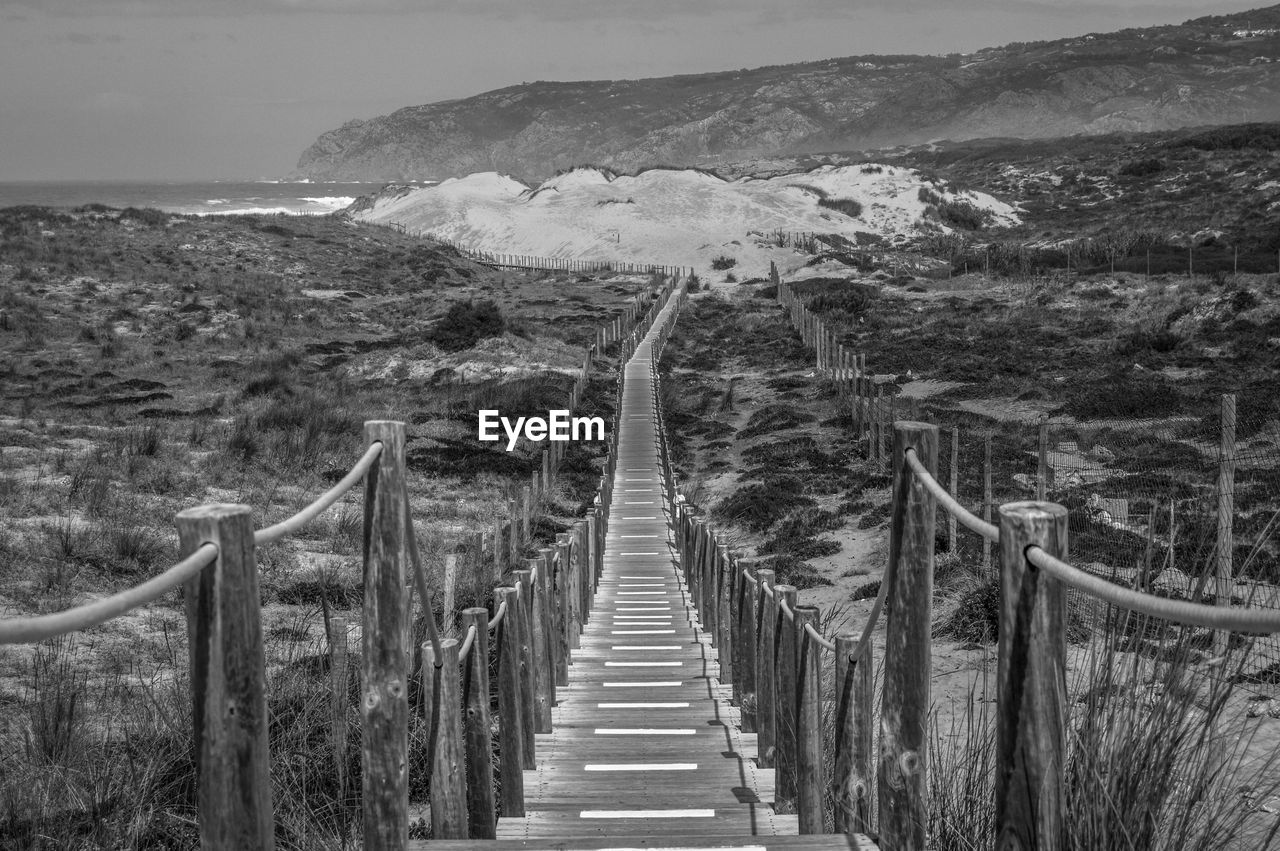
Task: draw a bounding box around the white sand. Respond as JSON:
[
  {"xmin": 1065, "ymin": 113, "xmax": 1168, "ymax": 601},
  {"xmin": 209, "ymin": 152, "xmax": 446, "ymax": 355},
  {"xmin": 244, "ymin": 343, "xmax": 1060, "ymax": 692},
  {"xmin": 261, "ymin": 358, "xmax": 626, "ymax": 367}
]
[{"xmin": 352, "ymin": 165, "xmax": 1019, "ymax": 279}]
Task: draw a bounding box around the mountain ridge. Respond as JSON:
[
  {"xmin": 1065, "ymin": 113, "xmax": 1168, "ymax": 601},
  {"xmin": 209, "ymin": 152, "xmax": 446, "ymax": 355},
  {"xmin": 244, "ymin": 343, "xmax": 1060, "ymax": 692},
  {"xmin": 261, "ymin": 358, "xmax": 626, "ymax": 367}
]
[{"xmin": 297, "ymin": 5, "xmax": 1280, "ymax": 182}]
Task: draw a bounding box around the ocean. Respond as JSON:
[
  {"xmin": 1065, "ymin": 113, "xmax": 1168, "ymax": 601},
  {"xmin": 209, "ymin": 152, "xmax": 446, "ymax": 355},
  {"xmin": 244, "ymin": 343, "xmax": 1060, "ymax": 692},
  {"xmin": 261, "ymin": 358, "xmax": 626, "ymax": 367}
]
[{"xmin": 0, "ymin": 180, "xmax": 419, "ymax": 217}]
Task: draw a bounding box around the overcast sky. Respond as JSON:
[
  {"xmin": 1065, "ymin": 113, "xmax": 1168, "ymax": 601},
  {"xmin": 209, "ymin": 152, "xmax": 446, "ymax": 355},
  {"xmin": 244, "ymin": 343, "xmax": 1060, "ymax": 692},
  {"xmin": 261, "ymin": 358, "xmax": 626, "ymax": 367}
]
[{"xmin": 0, "ymin": 0, "xmax": 1257, "ymax": 181}]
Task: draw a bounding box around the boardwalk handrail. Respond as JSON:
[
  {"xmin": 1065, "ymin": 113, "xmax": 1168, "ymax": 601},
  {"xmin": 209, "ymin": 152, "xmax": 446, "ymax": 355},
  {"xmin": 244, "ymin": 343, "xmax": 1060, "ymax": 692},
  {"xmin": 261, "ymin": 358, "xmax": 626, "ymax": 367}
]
[
  {"xmin": 255, "ymin": 442, "xmax": 384, "ymax": 544},
  {"xmin": 0, "ymin": 276, "xmax": 685, "ymax": 850},
  {"xmin": 743, "ymin": 275, "xmax": 1280, "ymax": 848},
  {"xmin": 0, "ymin": 544, "xmax": 219, "ymax": 644}
]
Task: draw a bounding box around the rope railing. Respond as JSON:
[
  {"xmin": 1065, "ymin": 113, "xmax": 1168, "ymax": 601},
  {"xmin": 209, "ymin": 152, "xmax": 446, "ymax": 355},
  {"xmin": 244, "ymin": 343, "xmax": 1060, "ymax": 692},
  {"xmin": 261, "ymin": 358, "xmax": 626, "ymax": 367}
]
[
  {"xmin": 0, "ymin": 543, "xmax": 218, "ymax": 644},
  {"xmin": 488, "ymin": 600, "xmax": 508, "ymax": 630},
  {"xmin": 1027, "ymin": 546, "xmax": 1280, "ymax": 633},
  {"xmin": 0, "ymin": 271, "xmax": 687, "ymax": 850},
  {"xmin": 0, "ymin": 441, "xmax": 386, "ymax": 647},
  {"xmin": 904, "ymin": 447, "xmax": 997, "ymax": 541},
  {"xmin": 255, "ymin": 442, "xmax": 383, "ymax": 545},
  {"xmin": 804, "ymin": 621, "xmax": 836, "ymax": 652},
  {"xmin": 672, "ymin": 277, "xmax": 1280, "ymax": 846},
  {"xmin": 404, "ymin": 484, "xmax": 444, "ymax": 665},
  {"xmin": 457, "ymin": 623, "xmax": 478, "ymax": 662}
]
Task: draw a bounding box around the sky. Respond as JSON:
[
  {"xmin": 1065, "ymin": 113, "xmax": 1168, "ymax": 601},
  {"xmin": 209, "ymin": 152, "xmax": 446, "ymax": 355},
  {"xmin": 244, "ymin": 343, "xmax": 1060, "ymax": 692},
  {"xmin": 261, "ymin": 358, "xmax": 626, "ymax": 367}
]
[{"xmin": 0, "ymin": 0, "xmax": 1260, "ymax": 181}]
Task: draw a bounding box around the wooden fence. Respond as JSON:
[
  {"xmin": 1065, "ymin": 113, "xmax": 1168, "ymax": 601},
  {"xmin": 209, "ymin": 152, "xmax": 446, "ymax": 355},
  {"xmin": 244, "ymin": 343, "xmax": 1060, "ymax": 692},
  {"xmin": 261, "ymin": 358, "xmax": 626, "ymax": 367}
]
[
  {"xmin": 394, "ymin": 227, "xmax": 694, "ymax": 278},
  {"xmin": 0, "ymin": 277, "xmax": 686, "ymax": 850},
  {"xmin": 650, "ymin": 270, "xmax": 1280, "ymax": 849}
]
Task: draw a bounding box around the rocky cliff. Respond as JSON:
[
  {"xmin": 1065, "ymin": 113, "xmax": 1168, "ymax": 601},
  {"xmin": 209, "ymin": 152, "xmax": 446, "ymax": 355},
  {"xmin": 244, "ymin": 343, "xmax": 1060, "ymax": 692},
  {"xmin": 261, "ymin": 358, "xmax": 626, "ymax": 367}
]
[{"xmin": 296, "ymin": 6, "xmax": 1280, "ymax": 181}]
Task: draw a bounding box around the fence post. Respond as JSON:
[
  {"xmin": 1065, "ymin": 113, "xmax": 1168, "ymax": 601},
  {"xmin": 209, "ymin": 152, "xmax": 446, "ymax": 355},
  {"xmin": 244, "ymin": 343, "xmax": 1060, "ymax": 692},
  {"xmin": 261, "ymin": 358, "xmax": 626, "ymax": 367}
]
[
  {"xmin": 996, "ymin": 502, "xmax": 1068, "ymax": 850},
  {"xmin": 879, "ymin": 421, "xmax": 938, "ymax": 851},
  {"xmin": 513, "ymin": 568, "xmax": 538, "ymax": 766},
  {"xmin": 361, "ymin": 420, "xmax": 409, "ymax": 851},
  {"xmin": 1215, "ymin": 392, "xmax": 1237, "ymax": 656},
  {"xmin": 495, "ymin": 587, "xmax": 525, "ymax": 816},
  {"xmin": 717, "ymin": 543, "xmax": 733, "ymax": 670},
  {"xmin": 949, "ymin": 429, "xmax": 959, "ymax": 554},
  {"xmin": 701, "ymin": 527, "xmax": 717, "ymax": 640},
  {"xmin": 176, "ymin": 504, "xmax": 274, "ymax": 851},
  {"xmin": 756, "ymin": 568, "xmax": 777, "ymax": 768},
  {"xmin": 493, "ymin": 517, "xmax": 504, "ymax": 581},
  {"xmin": 443, "ymin": 553, "xmax": 458, "ymax": 636},
  {"xmin": 461, "ymin": 608, "xmax": 496, "ymax": 838},
  {"xmin": 795, "ymin": 606, "xmax": 824, "ymax": 834},
  {"xmin": 871, "ymin": 386, "xmax": 882, "ymax": 464},
  {"xmin": 527, "ymin": 557, "xmax": 553, "ymax": 733},
  {"xmin": 423, "ymin": 637, "xmax": 467, "ymax": 838},
  {"xmin": 834, "ymin": 634, "xmax": 874, "ymax": 835},
  {"xmin": 1037, "ymin": 422, "xmax": 1050, "ymax": 501},
  {"xmin": 775, "ymin": 584, "xmax": 799, "ymax": 804},
  {"xmin": 329, "ymin": 616, "xmax": 350, "ymax": 821},
  {"xmin": 737, "ymin": 563, "xmax": 757, "ymax": 732},
  {"xmin": 982, "ymin": 434, "xmax": 993, "ymax": 576}
]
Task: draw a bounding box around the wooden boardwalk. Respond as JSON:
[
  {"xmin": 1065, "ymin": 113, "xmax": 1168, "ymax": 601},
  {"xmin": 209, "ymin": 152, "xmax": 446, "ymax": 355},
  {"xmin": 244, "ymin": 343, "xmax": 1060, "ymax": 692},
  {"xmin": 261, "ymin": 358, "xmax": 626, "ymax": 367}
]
[{"xmin": 495, "ymin": 298, "xmax": 797, "ymax": 842}]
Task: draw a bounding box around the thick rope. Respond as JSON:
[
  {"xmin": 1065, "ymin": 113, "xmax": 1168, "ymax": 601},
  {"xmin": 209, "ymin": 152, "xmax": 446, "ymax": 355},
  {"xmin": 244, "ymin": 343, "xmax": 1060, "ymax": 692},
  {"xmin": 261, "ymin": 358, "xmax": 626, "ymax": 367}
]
[
  {"xmin": 778, "ymin": 596, "xmax": 797, "ymax": 622},
  {"xmin": 0, "ymin": 544, "xmax": 218, "ymax": 644},
  {"xmin": 1027, "ymin": 546, "xmax": 1280, "ymax": 633},
  {"xmin": 255, "ymin": 443, "xmax": 382, "ymax": 545},
  {"xmin": 804, "ymin": 620, "xmax": 836, "ymax": 652},
  {"xmin": 403, "ymin": 483, "xmax": 444, "ymax": 664},
  {"xmin": 488, "ymin": 599, "xmax": 508, "ymax": 631},
  {"xmin": 904, "ymin": 447, "xmax": 998, "ymax": 542},
  {"xmin": 458, "ymin": 623, "xmax": 478, "ymax": 662}
]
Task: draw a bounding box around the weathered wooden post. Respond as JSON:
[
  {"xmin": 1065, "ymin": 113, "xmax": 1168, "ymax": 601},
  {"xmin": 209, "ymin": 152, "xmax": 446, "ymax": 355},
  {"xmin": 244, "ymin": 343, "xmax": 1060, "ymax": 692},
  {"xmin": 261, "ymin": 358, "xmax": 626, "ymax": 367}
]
[
  {"xmin": 996, "ymin": 502, "xmax": 1068, "ymax": 850},
  {"xmin": 982, "ymin": 434, "xmax": 994, "ymax": 576},
  {"xmin": 495, "ymin": 587, "xmax": 525, "ymax": 816},
  {"xmin": 461, "ymin": 608, "xmax": 496, "ymax": 838},
  {"xmin": 879, "ymin": 421, "xmax": 938, "ymax": 851},
  {"xmin": 737, "ymin": 562, "xmax": 757, "ymax": 730},
  {"xmin": 795, "ymin": 605, "xmax": 825, "ymax": 833},
  {"xmin": 422, "ymin": 637, "xmax": 467, "ymax": 838},
  {"xmin": 512, "ymin": 569, "xmax": 537, "ymax": 766},
  {"xmin": 360, "ymin": 420, "xmax": 409, "ymax": 851},
  {"xmin": 176, "ymin": 503, "xmax": 274, "ymax": 851},
  {"xmin": 1038, "ymin": 422, "xmax": 1051, "ymax": 501},
  {"xmin": 775, "ymin": 584, "xmax": 799, "ymax": 803},
  {"xmin": 834, "ymin": 633, "xmax": 874, "ymax": 835},
  {"xmin": 443, "ymin": 553, "xmax": 459, "ymax": 636},
  {"xmin": 329, "ymin": 616, "xmax": 349, "ymax": 817},
  {"xmin": 871, "ymin": 386, "xmax": 882, "ymax": 464},
  {"xmin": 555, "ymin": 535, "xmax": 573, "ymax": 675},
  {"xmin": 493, "ymin": 517, "xmax": 504, "ymax": 581},
  {"xmin": 756, "ymin": 568, "xmax": 778, "ymax": 768},
  {"xmin": 949, "ymin": 429, "xmax": 959, "ymax": 554},
  {"xmin": 1216, "ymin": 393, "xmax": 1237, "ymax": 656},
  {"xmin": 527, "ymin": 557, "xmax": 553, "ymax": 733},
  {"xmin": 717, "ymin": 543, "xmax": 733, "ymax": 665}
]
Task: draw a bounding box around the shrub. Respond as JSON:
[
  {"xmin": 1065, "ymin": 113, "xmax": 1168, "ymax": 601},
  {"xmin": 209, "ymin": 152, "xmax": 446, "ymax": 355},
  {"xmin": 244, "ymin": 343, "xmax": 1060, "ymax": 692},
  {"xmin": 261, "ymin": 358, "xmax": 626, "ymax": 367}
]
[
  {"xmin": 818, "ymin": 197, "xmax": 863, "ymax": 218},
  {"xmin": 1118, "ymin": 157, "xmax": 1166, "ymax": 177},
  {"xmin": 428, "ymin": 299, "xmax": 505, "ymax": 352},
  {"xmin": 710, "ymin": 255, "xmax": 737, "ymax": 271},
  {"xmin": 737, "ymin": 404, "xmax": 815, "ymax": 440},
  {"xmin": 118, "ymin": 207, "xmax": 168, "ymax": 227},
  {"xmin": 758, "ymin": 554, "xmax": 832, "ymax": 589},
  {"xmin": 715, "ymin": 476, "xmax": 814, "ymax": 532}
]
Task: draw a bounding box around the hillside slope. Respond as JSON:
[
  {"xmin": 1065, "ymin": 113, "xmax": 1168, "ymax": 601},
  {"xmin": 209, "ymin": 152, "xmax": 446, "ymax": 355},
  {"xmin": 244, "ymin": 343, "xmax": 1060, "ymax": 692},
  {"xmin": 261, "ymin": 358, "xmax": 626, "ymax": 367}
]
[{"xmin": 298, "ymin": 6, "xmax": 1280, "ymax": 181}]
